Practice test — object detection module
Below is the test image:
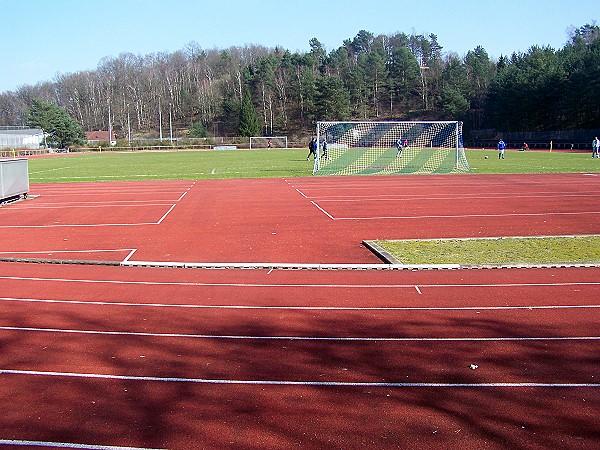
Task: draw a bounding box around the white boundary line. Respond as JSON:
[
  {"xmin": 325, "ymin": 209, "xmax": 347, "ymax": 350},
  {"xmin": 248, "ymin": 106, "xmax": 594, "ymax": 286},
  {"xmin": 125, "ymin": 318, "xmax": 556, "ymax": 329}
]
[
  {"xmin": 8, "ymin": 203, "xmax": 177, "ymax": 209},
  {"xmin": 121, "ymin": 249, "xmax": 137, "ymax": 263},
  {"xmin": 0, "ymin": 222, "xmax": 162, "ymax": 229},
  {"xmin": 1, "ymin": 369, "xmax": 598, "ymax": 388},
  {"xmin": 0, "ymin": 249, "xmax": 134, "ymax": 256},
  {"xmin": 0, "ymin": 205, "xmax": 176, "ymax": 228},
  {"xmin": 2, "ymin": 276, "xmax": 600, "ymax": 288},
  {"xmin": 2, "ymin": 326, "xmax": 599, "ymax": 342},
  {"xmin": 156, "ymin": 204, "xmax": 177, "ymax": 224},
  {"xmin": 310, "ymin": 201, "xmax": 335, "ymax": 220},
  {"xmin": 0, "ymin": 439, "xmax": 165, "ymax": 450},
  {"xmin": 0, "ymin": 182, "xmax": 192, "ymax": 229},
  {"xmin": 2, "ymin": 297, "xmax": 599, "ymax": 311},
  {"xmin": 293, "ymin": 183, "xmax": 600, "ymax": 221},
  {"xmin": 311, "ymin": 193, "xmax": 600, "ymax": 202},
  {"xmin": 317, "ymin": 208, "xmax": 600, "ymax": 221}
]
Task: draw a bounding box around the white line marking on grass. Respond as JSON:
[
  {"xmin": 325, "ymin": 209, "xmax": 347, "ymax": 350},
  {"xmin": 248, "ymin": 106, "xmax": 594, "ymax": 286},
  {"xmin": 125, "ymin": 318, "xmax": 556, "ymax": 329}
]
[
  {"xmin": 1, "ymin": 369, "xmax": 599, "ymax": 388},
  {"xmin": 0, "ymin": 439, "xmax": 165, "ymax": 450},
  {"xmin": 1, "ymin": 297, "xmax": 600, "ymax": 312},
  {"xmin": 31, "ymin": 174, "xmax": 211, "ymax": 180},
  {"xmin": 2, "ymin": 326, "xmax": 599, "ymax": 342}
]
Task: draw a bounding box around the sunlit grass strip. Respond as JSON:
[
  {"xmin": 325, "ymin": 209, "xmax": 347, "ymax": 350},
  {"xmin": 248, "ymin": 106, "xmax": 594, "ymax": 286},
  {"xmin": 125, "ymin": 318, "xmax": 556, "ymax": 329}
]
[{"xmin": 375, "ymin": 236, "xmax": 600, "ymax": 265}]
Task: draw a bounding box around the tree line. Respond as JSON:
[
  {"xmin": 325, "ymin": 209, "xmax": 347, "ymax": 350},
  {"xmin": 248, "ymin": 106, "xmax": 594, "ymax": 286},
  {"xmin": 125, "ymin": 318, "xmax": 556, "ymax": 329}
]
[{"xmin": 0, "ymin": 24, "xmax": 598, "ymax": 143}]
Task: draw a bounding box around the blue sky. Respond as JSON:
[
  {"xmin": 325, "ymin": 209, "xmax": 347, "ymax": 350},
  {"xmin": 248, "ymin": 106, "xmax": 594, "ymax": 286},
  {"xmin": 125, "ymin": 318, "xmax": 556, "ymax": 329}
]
[{"xmin": 0, "ymin": 0, "xmax": 597, "ymax": 92}]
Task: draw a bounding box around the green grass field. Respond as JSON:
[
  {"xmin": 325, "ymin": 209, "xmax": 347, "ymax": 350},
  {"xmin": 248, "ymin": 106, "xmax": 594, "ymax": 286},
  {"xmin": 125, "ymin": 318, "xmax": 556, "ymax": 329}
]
[
  {"xmin": 27, "ymin": 148, "xmax": 600, "ymax": 183},
  {"xmin": 375, "ymin": 236, "xmax": 600, "ymax": 265}
]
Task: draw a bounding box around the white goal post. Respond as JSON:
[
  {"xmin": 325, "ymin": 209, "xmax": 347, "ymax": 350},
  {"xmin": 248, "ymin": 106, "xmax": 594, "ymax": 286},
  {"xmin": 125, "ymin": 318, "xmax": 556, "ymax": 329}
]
[
  {"xmin": 314, "ymin": 121, "xmax": 471, "ymax": 175},
  {"xmin": 249, "ymin": 136, "xmax": 288, "ymax": 149}
]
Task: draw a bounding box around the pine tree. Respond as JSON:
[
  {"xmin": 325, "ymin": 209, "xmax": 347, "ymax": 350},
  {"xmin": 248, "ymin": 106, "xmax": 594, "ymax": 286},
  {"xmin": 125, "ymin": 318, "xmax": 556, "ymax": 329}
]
[{"xmin": 238, "ymin": 89, "xmax": 260, "ymax": 137}]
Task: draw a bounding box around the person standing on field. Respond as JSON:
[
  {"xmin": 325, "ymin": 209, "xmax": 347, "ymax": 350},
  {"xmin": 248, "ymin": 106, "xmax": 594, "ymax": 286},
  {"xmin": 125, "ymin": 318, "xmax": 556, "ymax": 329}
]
[
  {"xmin": 396, "ymin": 138, "xmax": 404, "ymax": 157},
  {"xmin": 498, "ymin": 139, "xmax": 506, "ymax": 159},
  {"xmin": 307, "ymin": 137, "xmax": 317, "ymax": 160},
  {"xmin": 592, "ymin": 137, "xmax": 599, "ymax": 158},
  {"xmin": 322, "ymin": 139, "xmax": 330, "ymax": 160}
]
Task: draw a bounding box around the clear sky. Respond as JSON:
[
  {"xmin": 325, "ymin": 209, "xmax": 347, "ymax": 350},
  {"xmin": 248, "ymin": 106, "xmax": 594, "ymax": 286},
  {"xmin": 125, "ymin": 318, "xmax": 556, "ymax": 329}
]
[{"xmin": 0, "ymin": 0, "xmax": 597, "ymax": 93}]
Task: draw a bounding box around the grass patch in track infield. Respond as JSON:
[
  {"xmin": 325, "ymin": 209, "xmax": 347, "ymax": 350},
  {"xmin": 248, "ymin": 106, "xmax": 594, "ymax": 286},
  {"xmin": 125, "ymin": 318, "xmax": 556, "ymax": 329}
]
[{"xmin": 375, "ymin": 235, "xmax": 600, "ymax": 265}]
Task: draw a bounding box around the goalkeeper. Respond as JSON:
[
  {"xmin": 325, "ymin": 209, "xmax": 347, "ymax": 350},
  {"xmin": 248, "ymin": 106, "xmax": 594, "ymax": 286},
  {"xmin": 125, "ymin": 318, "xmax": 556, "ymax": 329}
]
[{"xmin": 396, "ymin": 138, "xmax": 404, "ymax": 157}]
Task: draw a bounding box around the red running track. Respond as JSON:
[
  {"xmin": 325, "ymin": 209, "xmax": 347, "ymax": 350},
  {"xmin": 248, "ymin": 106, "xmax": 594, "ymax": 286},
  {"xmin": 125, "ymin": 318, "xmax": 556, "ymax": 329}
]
[
  {"xmin": 0, "ymin": 263, "xmax": 599, "ymax": 449},
  {"xmin": 0, "ymin": 173, "xmax": 599, "ymax": 264},
  {"xmin": 0, "ymin": 173, "xmax": 599, "ymax": 449}
]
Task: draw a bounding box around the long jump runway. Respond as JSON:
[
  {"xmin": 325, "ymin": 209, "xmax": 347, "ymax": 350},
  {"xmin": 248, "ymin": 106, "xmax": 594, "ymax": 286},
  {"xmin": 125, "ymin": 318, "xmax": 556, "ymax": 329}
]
[{"xmin": 0, "ymin": 173, "xmax": 599, "ymax": 448}]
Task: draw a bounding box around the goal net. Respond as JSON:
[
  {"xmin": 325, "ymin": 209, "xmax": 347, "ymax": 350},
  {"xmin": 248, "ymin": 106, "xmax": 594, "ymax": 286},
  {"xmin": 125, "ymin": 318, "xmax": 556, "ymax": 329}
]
[
  {"xmin": 249, "ymin": 136, "xmax": 288, "ymax": 149},
  {"xmin": 313, "ymin": 121, "xmax": 471, "ymax": 175}
]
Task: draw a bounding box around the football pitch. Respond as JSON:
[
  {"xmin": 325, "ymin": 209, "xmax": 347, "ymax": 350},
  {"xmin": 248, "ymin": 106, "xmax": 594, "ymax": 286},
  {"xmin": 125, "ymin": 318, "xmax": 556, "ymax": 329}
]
[{"xmin": 26, "ymin": 148, "xmax": 600, "ymax": 183}]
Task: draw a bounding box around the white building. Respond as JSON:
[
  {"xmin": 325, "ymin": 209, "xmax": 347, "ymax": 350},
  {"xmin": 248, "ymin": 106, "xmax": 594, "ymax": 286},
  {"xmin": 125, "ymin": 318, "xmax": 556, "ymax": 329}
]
[{"xmin": 0, "ymin": 128, "xmax": 45, "ymax": 150}]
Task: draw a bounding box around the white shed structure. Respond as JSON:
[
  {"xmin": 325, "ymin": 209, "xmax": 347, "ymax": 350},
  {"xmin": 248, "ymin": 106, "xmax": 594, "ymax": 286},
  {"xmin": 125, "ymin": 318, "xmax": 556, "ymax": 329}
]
[{"xmin": 0, "ymin": 127, "xmax": 45, "ymax": 150}]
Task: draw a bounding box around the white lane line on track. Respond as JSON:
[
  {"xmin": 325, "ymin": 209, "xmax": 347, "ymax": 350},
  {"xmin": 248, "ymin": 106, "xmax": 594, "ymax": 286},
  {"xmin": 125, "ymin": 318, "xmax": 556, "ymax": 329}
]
[
  {"xmin": 313, "ymin": 193, "xmax": 600, "ymax": 202},
  {"xmin": 1, "ymin": 297, "xmax": 600, "ymax": 311},
  {"xmin": 156, "ymin": 204, "xmax": 177, "ymax": 224},
  {"xmin": 329, "ymin": 211, "xmax": 600, "ymax": 220},
  {"xmin": 0, "ymin": 249, "xmax": 134, "ymax": 256},
  {"xmin": 310, "ymin": 200, "xmax": 335, "ymax": 219},
  {"xmin": 2, "ymin": 275, "xmax": 600, "ymax": 289},
  {"xmin": 0, "ymin": 222, "xmax": 160, "ymax": 229},
  {"xmin": 1, "ymin": 369, "xmax": 599, "ymax": 388},
  {"xmin": 7, "ymin": 203, "xmax": 178, "ymax": 209},
  {"xmin": 0, "ymin": 439, "xmax": 165, "ymax": 450},
  {"xmin": 121, "ymin": 249, "xmax": 137, "ymax": 263},
  {"xmin": 2, "ymin": 326, "xmax": 599, "ymax": 342},
  {"xmin": 294, "ymin": 188, "xmax": 308, "ymax": 198}
]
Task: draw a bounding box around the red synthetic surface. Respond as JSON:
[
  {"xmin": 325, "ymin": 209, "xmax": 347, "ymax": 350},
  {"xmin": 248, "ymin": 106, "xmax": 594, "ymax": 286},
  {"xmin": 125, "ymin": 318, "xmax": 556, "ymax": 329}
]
[
  {"xmin": 1, "ymin": 173, "xmax": 599, "ymax": 263},
  {"xmin": 0, "ymin": 173, "xmax": 599, "ymax": 449}
]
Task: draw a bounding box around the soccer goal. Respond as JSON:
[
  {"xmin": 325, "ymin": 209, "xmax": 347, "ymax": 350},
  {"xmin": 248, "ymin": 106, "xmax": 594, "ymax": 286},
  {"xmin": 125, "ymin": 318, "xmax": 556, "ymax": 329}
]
[
  {"xmin": 249, "ymin": 136, "xmax": 288, "ymax": 149},
  {"xmin": 313, "ymin": 121, "xmax": 471, "ymax": 175}
]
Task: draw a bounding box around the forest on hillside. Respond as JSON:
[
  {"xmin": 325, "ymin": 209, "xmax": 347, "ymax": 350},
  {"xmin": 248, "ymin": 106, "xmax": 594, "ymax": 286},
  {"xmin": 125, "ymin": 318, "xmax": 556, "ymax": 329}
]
[{"xmin": 0, "ymin": 24, "xmax": 598, "ymax": 142}]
